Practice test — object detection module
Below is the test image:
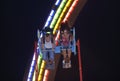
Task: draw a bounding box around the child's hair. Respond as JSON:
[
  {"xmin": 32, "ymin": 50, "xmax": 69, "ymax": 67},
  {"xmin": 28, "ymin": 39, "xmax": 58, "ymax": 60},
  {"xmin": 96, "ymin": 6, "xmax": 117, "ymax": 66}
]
[{"xmin": 60, "ymin": 21, "xmax": 70, "ymax": 34}]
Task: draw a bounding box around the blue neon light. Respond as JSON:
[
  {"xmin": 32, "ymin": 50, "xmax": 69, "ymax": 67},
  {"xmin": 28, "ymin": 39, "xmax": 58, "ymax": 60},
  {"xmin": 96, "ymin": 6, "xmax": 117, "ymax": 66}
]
[
  {"xmin": 48, "ymin": 16, "xmax": 52, "ymax": 22},
  {"xmin": 27, "ymin": 79, "xmax": 30, "ymax": 81},
  {"xmin": 55, "ymin": 0, "xmax": 61, "ymax": 6},
  {"xmin": 44, "ymin": 10, "xmax": 55, "ymax": 27},
  {"xmin": 27, "ymin": 54, "xmax": 36, "ymax": 81},
  {"xmin": 50, "ymin": 10, "xmax": 54, "ymax": 16}
]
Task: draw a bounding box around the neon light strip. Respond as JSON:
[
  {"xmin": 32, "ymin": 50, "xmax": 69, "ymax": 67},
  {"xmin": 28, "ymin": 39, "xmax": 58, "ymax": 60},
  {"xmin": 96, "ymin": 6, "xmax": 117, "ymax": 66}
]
[
  {"xmin": 50, "ymin": 0, "xmax": 68, "ymax": 29},
  {"xmin": 54, "ymin": 0, "xmax": 79, "ymax": 44},
  {"xmin": 32, "ymin": 70, "xmax": 36, "ymax": 81},
  {"xmin": 44, "ymin": 10, "xmax": 55, "ymax": 27},
  {"xmin": 43, "ymin": 70, "xmax": 50, "ymax": 81},
  {"xmin": 63, "ymin": 0, "xmax": 79, "ymax": 22},
  {"xmin": 38, "ymin": 60, "xmax": 46, "ymax": 81},
  {"xmin": 53, "ymin": 0, "xmax": 73, "ymax": 34},
  {"xmin": 77, "ymin": 39, "xmax": 83, "ymax": 81},
  {"xmin": 55, "ymin": 0, "xmax": 61, "ymax": 6},
  {"xmin": 32, "ymin": 54, "xmax": 43, "ymax": 81},
  {"xmin": 44, "ymin": 0, "xmax": 61, "ymax": 28},
  {"xmin": 37, "ymin": 55, "xmax": 42, "ymax": 72},
  {"xmin": 27, "ymin": 53, "xmax": 36, "ymax": 81},
  {"xmin": 32, "ymin": 55, "xmax": 40, "ymax": 81}
]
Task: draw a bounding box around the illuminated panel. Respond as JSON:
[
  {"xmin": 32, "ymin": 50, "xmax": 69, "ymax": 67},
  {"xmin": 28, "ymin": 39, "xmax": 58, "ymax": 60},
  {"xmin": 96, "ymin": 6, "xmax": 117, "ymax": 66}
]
[
  {"xmin": 50, "ymin": 0, "xmax": 68, "ymax": 29},
  {"xmin": 63, "ymin": 0, "xmax": 79, "ymax": 22},
  {"xmin": 43, "ymin": 70, "xmax": 50, "ymax": 81},
  {"xmin": 53, "ymin": 0, "xmax": 73, "ymax": 34},
  {"xmin": 27, "ymin": 53, "xmax": 36, "ymax": 81},
  {"xmin": 38, "ymin": 60, "xmax": 46, "ymax": 81}
]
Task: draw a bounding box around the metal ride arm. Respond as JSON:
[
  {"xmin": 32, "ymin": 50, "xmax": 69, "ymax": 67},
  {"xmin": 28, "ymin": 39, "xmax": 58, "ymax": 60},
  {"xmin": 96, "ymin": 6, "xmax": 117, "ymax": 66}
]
[{"xmin": 77, "ymin": 39, "xmax": 83, "ymax": 81}]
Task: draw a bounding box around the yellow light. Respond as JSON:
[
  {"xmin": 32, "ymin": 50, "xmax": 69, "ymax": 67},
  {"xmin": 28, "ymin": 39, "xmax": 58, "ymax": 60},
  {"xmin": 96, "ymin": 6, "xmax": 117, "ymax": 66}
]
[
  {"xmin": 53, "ymin": 0, "xmax": 73, "ymax": 34},
  {"xmin": 63, "ymin": 0, "xmax": 79, "ymax": 22},
  {"xmin": 43, "ymin": 70, "xmax": 50, "ymax": 81},
  {"xmin": 50, "ymin": 0, "xmax": 68, "ymax": 29},
  {"xmin": 38, "ymin": 60, "xmax": 46, "ymax": 81}
]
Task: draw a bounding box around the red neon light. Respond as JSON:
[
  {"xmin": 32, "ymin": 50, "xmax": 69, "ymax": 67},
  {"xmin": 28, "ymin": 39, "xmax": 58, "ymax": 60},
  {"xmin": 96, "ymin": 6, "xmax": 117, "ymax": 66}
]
[
  {"xmin": 43, "ymin": 70, "xmax": 50, "ymax": 81},
  {"xmin": 77, "ymin": 39, "xmax": 83, "ymax": 81},
  {"xmin": 63, "ymin": 0, "xmax": 79, "ymax": 22}
]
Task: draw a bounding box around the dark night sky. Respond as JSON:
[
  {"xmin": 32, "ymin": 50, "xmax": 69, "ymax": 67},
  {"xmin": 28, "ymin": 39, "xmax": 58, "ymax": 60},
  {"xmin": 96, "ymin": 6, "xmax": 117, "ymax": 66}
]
[{"xmin": 0, "ymin": 0, "xmax": 118, "ymax": 81}]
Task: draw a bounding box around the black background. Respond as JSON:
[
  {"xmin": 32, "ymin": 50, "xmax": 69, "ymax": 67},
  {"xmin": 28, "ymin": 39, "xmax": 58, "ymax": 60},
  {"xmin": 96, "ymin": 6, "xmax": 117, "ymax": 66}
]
[{"xmin": 0, "ymin": 0, "xmax": 118, "ymax": 81}]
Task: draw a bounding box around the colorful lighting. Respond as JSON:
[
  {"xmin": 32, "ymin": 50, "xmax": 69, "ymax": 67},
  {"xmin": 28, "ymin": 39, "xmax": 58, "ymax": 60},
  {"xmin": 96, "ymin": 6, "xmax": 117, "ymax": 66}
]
[
  {"xmin": 32, "ymin": 54, "xmax": 39, "ymax": 81},
  {"xmin": 43, "ymin": 70, "xmax": 50, "ymax": 81},
  {"xmin": 37, "ymin": 55, "xmax": 42, "ymax": 71},
  {"xmin": 44, "ymin": 10, "xmax": 55, "ymax": 27},
  {"xmin": 44, "ymin": 0, "xmax": 61, "ymax": 28},
  {"xmin": 50, "ymin": 0, "xmax": 68, "ymax": 29},
  {"xmin": 63, "ymin": 0, "xmax": 79, "ymax": 22},
  {"xmin": 27, "ymin": 53, "xmax": 36, "ymax": 81},
  {"xmin": 55, "ymin": 0, "xmax": 61, "ymax": 6},
  {"xmin": 53, "ymin": 0, "xmax": 73, "ymax": 34},
  {"xmin": 27, "ymin": 0, "xmax": 81, "ymax": 81},
  {"xmin": 38, "ymin": 60, "xmax": 46, "ymax": 81}
]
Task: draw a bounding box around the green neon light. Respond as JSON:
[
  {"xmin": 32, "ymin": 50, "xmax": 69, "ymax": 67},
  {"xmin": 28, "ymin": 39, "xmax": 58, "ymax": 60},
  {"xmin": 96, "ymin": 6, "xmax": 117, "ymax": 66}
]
[
  {"xmin": 38, "ymin": 55, "xmax": 42, "ymax": 72},
  {"xmin": 32, "ymin": 71, "xmax": 36, "ymax": 81},
  {"xmin": 50, "ymin": 0, "xmax": 67, "ymax": 28}
]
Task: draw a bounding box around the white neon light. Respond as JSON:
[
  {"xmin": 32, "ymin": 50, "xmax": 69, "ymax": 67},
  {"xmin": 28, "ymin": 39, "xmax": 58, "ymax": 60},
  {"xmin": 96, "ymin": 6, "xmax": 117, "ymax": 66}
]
[
  {"xmin": 44, "ymin": 10, "xmax": 55, "ymax": 27},
  {"xmin": 55, "ymin": 0, "xmax": 61, "ymax": 5},
  {"xmin": 50, "ymin": 10, "xmax": 54, "ymax": 16}
]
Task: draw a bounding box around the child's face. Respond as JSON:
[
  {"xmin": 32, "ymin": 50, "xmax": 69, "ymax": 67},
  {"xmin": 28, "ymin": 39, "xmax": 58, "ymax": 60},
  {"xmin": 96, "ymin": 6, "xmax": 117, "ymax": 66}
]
[
  {"xmin": 46, "ymin": 34, "xmax": 50, "ymax": 37},
  {"xmin": 45, "ymin": 34, "xmax": 51, "ymax": 41}
]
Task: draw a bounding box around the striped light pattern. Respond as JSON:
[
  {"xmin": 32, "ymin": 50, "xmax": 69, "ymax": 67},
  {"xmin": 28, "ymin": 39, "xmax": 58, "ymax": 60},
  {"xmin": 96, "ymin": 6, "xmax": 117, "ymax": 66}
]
[
  {"xmin": 44, "ymin": 0, "xmax": 61, "ymax": 28},
  {"xmin": 43, "ymin": 70, "xmax": 50, "ymax": 81},
  {"xmin": 37, "ymin": 55, "xmax": 42, "ymax": 71},
  {"xmin": 44, "ymin": 10, "xmax": 55, "ymax": 27},
  {"xmin": 53, "ymin": 0, "xmax": 73, "ymax": 34},
  {"xmin": 32, "ymin": 70, "xmax": 36, "ymax": 81},
  {"xmin": 63, "ymin": 0, "xmax": 79, "ymax": 22},
  {"xmin": 38, "ymin": 60, "xmax": 46, "ymax": 81},
  {"xmin": 55, "ymin": 0, "xmax": 61, "ymax": 6},
  {"xmin": 27, "ymin": 53, "xmax": 36, "ymax": 81},
  {"xmin": 50, "ymin": 0, "xmax": 68, "ymax": 29},
  {"xmin": 32, "ymin": 55, "xmax": 39, "ymax": 81},
  {"xmin": 32, "ymin": 55, "xmax": 43, "ymax": 81}
]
